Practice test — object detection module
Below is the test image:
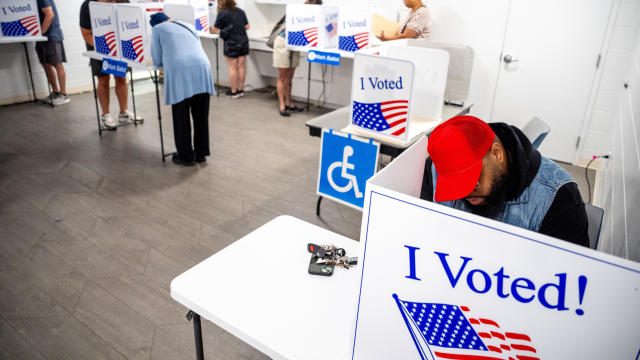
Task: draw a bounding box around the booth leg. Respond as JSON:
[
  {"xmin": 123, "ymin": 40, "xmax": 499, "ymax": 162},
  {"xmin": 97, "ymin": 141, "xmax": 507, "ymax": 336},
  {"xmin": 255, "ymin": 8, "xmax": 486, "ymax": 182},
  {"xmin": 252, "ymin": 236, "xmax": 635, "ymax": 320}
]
[
  {"xmin": 23, "ymin": 43, "xmax": 37, "ymax": 103},
  {"xmin": 129, "ymin": 69, "xmax": 139, "ymax": 126},
  {"xmin": 91, "ymin": 75, "xmax": 102, "ymax": 136},
  {"xmin": 306, "ymin": 61, "xmax": 311, "ymax": 111},
  {"xmin": 187, "ymin": 311, "xmax": 205, "ymax": 360},
  {"xmin": 214, "ymin": 38, "xmax": 219, "ymax": 97},
  {"xmin": 154, "ymin": 71, "xmax": 167, "ymax": 161},
  {"xmin": 316, "ymin": 196, "xmax": 323, "ymax": 216}
]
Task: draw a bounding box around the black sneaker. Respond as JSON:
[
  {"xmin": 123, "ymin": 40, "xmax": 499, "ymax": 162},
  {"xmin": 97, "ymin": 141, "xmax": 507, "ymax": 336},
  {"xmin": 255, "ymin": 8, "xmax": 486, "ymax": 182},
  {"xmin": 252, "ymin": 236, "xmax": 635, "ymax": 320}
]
[
  {"xmin": 195, "ymin": 156, "xmax": 206, "ymax": 163},
  {"xmin": 286, "ymin": 105, "xmax": 305, "ymax": 112},
  {"xmin": 279, "ymin": 109, "xmax": 291, "ymax": 117},
  {"xmin": 172, "ymin": 154, "xmax": 196, "ymax": 167},
  {"xmin": 225, "ymin": 90, "xmax": 236, "ymax": 96}
]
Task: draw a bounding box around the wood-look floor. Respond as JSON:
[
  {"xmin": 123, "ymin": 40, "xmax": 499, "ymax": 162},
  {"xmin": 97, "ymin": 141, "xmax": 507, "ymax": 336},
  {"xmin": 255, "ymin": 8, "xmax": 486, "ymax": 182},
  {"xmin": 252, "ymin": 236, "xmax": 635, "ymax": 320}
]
[{"xmin": 0, "ymin": 85, "xmax": 362, "ymax": 360}]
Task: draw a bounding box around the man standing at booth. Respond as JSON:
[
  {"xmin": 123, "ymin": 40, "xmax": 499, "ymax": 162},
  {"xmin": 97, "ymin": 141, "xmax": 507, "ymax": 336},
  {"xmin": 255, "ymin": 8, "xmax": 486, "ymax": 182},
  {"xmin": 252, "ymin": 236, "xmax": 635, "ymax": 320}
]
[
  {"xmin": 36, "ymin": 0, "xmax": 69, "ymax": 105},
  {"xmin": 420, "ymin": 116, "xmax": 589, "ymax": 247},
  {"xmin": 79, "ymin": 0, "xmax": 139, "ymax": 129}
]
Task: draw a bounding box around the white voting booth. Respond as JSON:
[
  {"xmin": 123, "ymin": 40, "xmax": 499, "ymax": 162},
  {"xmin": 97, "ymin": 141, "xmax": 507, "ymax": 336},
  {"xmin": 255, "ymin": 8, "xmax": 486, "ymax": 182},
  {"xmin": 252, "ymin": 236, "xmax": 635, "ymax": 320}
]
[
  {"xmin": 286, "ymin": 4, "xmax": 338, "ymax": 50},
  {"xmin": 165, "ymin": 0, "xmax": 209, "ymax": 34},
  {"xmin": 116, "ymin": 3, "xmax": 163, "ymax": 65},
  {"xmin": 350, "ymin": 136, "xmax": 640, "ymax": 359},
  {"xmin": 89, "ymin": 2, "xmax": 119, "ymax": 56},
  {"xmin": 338, "ymin": 7, "xmax": 371, "ymax": 52},
  {"xmin": 0, "ymin": 0, "xmax": 41, "ymax": 37}
]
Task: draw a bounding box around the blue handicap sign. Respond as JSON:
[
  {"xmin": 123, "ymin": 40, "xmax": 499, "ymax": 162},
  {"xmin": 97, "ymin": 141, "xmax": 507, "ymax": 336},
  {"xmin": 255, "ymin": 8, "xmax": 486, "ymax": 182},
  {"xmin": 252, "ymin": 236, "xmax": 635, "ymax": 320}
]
[
  {"xmin": 317, "ymin": 129, "xmax": 380, "ymax": 209},
  {"xmin": 307, "ymin": 50, "xmax": 341, "ymax": 66},
  {"xmin": 101, "ymin": 57, "xmax": 128, "ymax": 77}
]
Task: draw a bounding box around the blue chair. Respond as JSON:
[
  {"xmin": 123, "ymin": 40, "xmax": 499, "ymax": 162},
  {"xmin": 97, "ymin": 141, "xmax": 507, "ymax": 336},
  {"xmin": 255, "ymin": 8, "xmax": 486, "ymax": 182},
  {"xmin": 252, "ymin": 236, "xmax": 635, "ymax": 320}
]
[
  {"xmin": 585, "ymin": 203, "xmax": 604, "ymax": 250},
  {"xmin": 522, "ymin": 116, "xmax": 551, "ymax": 149}
]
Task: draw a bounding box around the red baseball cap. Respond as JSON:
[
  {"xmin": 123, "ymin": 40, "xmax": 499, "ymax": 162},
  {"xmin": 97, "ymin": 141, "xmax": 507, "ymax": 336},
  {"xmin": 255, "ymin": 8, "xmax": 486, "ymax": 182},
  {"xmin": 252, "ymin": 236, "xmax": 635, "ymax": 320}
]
[{"xmin": 427, "ymin": 116, "xmax": 495, "ymax": 202}]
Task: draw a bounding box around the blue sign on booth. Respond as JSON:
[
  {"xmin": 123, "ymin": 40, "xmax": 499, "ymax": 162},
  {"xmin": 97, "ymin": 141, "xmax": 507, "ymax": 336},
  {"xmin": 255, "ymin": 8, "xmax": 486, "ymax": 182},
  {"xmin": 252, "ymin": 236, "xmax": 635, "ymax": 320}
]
[
  {"xmin": 307, "ymin": 50, "xmax": 341, "ymax": 66},
  {"xmin": 101, "ymin": 57, "xmax": 128, "ymax": 78},
  {"xmin": 317, "ymin": 129, "xmax": 379, "ymax": 209}
]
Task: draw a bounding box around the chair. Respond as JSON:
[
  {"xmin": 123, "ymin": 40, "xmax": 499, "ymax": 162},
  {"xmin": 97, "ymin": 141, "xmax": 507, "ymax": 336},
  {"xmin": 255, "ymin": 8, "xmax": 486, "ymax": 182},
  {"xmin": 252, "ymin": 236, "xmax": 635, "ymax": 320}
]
[
  {"xmin": 585, "ymin": 203, "xmax": 604, "ymax": 250},
  {"xmin": 522, "ymin": 116, "xmax": 551, "ymax": 149}
]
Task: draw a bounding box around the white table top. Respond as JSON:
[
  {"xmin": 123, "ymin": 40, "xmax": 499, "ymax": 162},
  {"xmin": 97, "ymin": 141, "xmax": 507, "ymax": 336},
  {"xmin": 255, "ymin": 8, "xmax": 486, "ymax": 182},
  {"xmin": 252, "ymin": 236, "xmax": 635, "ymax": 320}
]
[
  {"xmin": 82, "ymin": 51, "xmax": 157, "ymax": 70},
  {"xmin": 0, "ymin": 36, "xmax": 48, "ymax": 44},
  {"xmin": 306, "ymin": 103, "xmax": 471, "ymax": 148},
  {"xmin": 198, "ymin": 33, "xmax": 219, "ymax": 39},
  {"xmin": 171, "ymin": 216, "xmax": 361, "ymax": 360}
]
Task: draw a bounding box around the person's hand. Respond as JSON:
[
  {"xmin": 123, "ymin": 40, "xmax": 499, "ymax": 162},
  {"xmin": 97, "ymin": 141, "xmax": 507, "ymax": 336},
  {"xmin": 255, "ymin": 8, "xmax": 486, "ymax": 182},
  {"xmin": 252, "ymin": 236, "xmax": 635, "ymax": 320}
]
[{"xmin": 377, "ymin": 30, "xmax": 388, "ymax": 41}]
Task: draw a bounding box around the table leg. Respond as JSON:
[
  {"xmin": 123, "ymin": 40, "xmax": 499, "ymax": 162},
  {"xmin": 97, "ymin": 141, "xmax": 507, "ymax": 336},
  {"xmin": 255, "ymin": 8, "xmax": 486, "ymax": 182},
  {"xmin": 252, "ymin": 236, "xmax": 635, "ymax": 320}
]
[
  {"xmin": 214, "ymin": 38, "xmax": 219, "ymax": 97},
  {"xmin": 129, "ymin": 68, "xmax": 139, "ymax": 126},
  {"xmin": 316, "ymin": 196, "xmax": 323, "ymax": 216},
  {"xmin": 22, "ymin": 42, "xmax": 37, "ymax": 103},
  {"xmin": 91, "ymin": 75, "xmax": 102, "ymax": 136},
  {"xmin": 306, "ymin": 61, "xmax": 311, "ymax": 111},
  {"xmin": 187, "ymin": 310, "xmax": 205, "ymax": 360}
]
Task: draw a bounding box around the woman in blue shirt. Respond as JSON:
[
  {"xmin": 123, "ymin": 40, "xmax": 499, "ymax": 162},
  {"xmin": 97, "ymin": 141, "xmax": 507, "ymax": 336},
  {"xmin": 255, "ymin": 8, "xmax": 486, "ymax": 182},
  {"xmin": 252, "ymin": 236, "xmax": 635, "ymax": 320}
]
[{"xmin": 151, "ymin": 12, "xmax": 215, "ymax": 166}]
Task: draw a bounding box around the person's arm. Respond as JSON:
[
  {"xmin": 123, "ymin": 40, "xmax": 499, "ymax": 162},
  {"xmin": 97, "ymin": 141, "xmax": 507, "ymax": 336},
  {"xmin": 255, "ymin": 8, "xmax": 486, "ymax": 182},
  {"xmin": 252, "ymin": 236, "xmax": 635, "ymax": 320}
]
[
  {"xmin": 538, "ymin": 183, "xmax": 589, "ymax": 247},
  {"xmin": 211, "ymin": 11, "xmax": 223, "ymax": 34},
  {"xmin": 151, "ymin": 28, "xmax": 162, "ymax": 68},
  {"xmin": 245, "ymin": 23, "xmax": 250, "ymax": 30},
  {"xmin": 378, "ymin": 27, "xmax": 417, "ymax": 41},
  {"xmin": 419, "ymin": 158, "xmax": 434, "ymax": 202},
  {"xmin": 40, "ymin": 6, "xmax": 54, "ymax": 35},
  {"xmin": 210, "ymin": 26, "xmax": 220, "ymax": 34},
  {"xmin": 81, "ymin": 27, "xmax": 94, "ymax": 47}
]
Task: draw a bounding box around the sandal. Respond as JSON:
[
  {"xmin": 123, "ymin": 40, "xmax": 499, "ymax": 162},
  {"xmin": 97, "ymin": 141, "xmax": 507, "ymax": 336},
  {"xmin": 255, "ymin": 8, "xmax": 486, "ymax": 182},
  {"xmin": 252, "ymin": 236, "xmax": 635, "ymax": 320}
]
[
  {"xmin": 286, "ymin": 105, "xmax": 305, "ymax": 112},
  {"xmin": 279, "ymin": 109, "xmax": 291, "ymax": 117}
]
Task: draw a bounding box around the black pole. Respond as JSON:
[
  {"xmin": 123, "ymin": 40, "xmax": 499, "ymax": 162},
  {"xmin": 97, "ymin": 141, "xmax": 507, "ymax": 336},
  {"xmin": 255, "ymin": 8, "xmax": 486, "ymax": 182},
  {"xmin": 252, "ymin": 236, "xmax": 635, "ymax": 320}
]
[
  {"xmin": 214, "ymin": 38, "xmax": 219, "ymax": 97},
  {"xmin": 306, "ymin": 60, "xmax": 311, "ymax": 111},
  {"xmin": 187, "ymin": 311, "xmax": 204, "ymax": 360},
  {"xmin": 91, "ymin": 74, "xmax": 102, "ymax": 136},
  {"xmin": 316, "ymin": 196, "xmax": 322, "ymax": 216},
  {"xmin": 154, "ymin": 70, "xmax": 166, "ymax": 161},
  {"xmin": 23, "ymin": 42, "xmax": 37, "ymax": 102},
  {"xmin": 129, "ymin": 68, "xmax": 138, "ymax": 126}
]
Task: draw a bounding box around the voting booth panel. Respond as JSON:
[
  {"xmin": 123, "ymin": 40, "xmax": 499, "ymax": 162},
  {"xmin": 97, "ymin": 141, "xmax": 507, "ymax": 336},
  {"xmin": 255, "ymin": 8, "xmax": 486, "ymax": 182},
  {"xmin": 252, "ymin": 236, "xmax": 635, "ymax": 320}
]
[
  {"xmin": 116, "ymin": 4, "xmax": 162, "ymax": 65},
  {"xmin": 190, "ymin": 0, "xmax": 209, "ymax": 33},
  {"xmin": 338, "ymin": 8, "xmax": 371, "ymax": 52},
  {"xmin": 286, "ymin": 4, "xmax": 338, "ymax": 50},
  {"xmin": 350, "ymin": 138, "xmax": 640, "ymax": 359},
  {"xmin": 90, "ymin": 2, "xmax": 119, "ymax": 57},
  {"xmin": 165, "ymin": 1, "xmax": 208, "ymax": 34},
  {"xmin": 0, "ymin": 0, "xmax": 41, "ymax": 37}
]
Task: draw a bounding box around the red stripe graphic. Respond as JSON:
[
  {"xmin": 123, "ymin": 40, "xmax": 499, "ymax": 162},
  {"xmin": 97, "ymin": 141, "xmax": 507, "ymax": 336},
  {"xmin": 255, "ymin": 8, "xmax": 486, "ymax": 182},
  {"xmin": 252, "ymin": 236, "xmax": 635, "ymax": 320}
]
[
  {"xmin": 490, "ymin": 331, "xmax": 505, "ymax": 340},
  {"xmin": 385, "ymin": 111, "xmax": 407, "ymax": 120},
  {"xmin": 391, "ymin": 128, "xmax": 405, "ymax": 136},
  {"xmin": 511, "ymin": 344, "xmax": 537, "ymax": 353},
  {"xmin": 479, "ymin": 319, "xmax": 500, "ymax": 328},
  {"xmin": 433, "ymin": 352, "xmax": 503, "ymax": 360},
  {"xmin": 388, "ymin": 119, "xmax": 406, "ymax": 128},
  {"xmin": 380, "ymin": 100, "xmax": 409, "ymax": 105},
  {"xmin": 506, "ymin": 333, "xmax": 531, "ymax": 342},
  {"xmin": 487, "ymin": 346, "xmax": 502, "ymax": 353},
  {"xmin": 515, "ymin": 356, "xmax": 540, "ymax": 360}
]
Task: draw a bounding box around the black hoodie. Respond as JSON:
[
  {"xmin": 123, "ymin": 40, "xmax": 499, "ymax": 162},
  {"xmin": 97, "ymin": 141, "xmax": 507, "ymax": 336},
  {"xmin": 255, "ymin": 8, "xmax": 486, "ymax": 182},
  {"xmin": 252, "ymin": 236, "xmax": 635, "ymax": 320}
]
[{"xmin": 420, "ymin": 123, "xmax": 589, "ymax": 247}]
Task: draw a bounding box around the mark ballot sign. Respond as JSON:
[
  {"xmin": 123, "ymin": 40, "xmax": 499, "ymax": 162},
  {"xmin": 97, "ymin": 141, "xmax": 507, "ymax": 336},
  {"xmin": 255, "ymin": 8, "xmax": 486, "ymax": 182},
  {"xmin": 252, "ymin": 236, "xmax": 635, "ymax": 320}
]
[
  {"xmin": 351, "ymin": 137, "xmax": 640, "ymax": 359},
  {"xmin": 0, "ymin": 0, "xmax": 41, "ymax": 37},
  {"xmin": 286, "ymin": 4, "xmax": 338, "ymax": 50},
  {"xmin": 350, "ymin": 53, "xmax": 414, "ymax": 141},
  {"xmin": 90, "ymin": 2, "xmax": 118, "ymax": 56},
  {"xmin": 317, "ymin": 129, "xmax": 379, "ymax": 210},
  {"xmin": 338, "ymin": 7, "xmax": 371, "ymax": 52}
]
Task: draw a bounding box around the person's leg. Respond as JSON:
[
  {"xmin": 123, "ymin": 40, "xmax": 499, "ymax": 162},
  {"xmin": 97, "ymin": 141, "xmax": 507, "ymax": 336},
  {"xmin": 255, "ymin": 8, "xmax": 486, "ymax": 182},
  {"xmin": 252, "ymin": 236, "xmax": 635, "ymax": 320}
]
[
  {"xmin": 53, "ymin": 63, "xmax": 66, "ymax": 95},
  {"xmin": 225, "ymin": 57, "xmax": 238, "ymax": 93},
  {"xmin": 286, "ymin": 67, "xmax": 296, "ymax": 107},
  {"xmin": 171, "ymin": 98, "xmax": 195, "ymax": 163},
  {"xmin": 96, "ymin": 75, "xmax": 110, "ymax": 115},
  {"xmin": 114, "ymin": 75, "xmax": 128, "ymax": 114},
  {"xmin": 42, "ymin": 64, "xmax": 60, "ymax": 93},
  {"xmin": 277, "ymin": 68, "xmax": 288, "ymax": 112},
  {"xmin": 237, "ymin": 56, "xmax": 246, "ymax": 92},
  {"xmin": 190, "ymin": 93, "xmax": 210, "ymax": 161}
]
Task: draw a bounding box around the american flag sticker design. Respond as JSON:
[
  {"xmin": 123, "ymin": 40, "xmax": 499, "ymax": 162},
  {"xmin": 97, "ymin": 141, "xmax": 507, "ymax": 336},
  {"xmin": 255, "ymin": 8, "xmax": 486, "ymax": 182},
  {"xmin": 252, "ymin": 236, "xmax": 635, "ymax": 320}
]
[
  {"xmin": 96, "ymin": 31, "xmax": 117, "ymax": 56},
  {"xmin": 196, "ymin": 15, "xmax": 208, "ymax": 31},
  {"xmin": 121, "ymin": 35, "xmax": 144, "ymax": 62},
  {"xmin": 352, "ymin": 100, "xmax": 408, "ymax": 137},
  {"xmin": 326, "ymin": 22, "xmax": 337, "ymax": 38},
  {"xmin": 339, "ymin": 32, "xmax": 369, "ymax": 52},
  {"xmin": 288, "ymin": 27, "xmax": 319, "ymax": 47},
  {"xmin": 393, "ymin": 294, "xmax": 539, "ymax": 360},
  {"xmin": 1, "ymin": 15, "xmax": 39, "ymax": 37}
]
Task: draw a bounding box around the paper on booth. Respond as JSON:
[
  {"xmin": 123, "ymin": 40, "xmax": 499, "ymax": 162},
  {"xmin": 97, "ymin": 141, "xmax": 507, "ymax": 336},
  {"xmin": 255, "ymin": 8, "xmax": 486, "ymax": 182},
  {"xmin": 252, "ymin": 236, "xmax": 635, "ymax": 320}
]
[
  {"xmin": 90, "ymin": 2, "xmax": 118, "ymax": 57},
  {"xmin": 0, "ymin": 0, "xmax": 41, "ymax": 37},
  {"xmin": 350, "ymin": 137, "xmax": 640, "ymax": 359},
  {"xmin": 286, "ymin": 4, "xmax": 338, "ymax": 50}
]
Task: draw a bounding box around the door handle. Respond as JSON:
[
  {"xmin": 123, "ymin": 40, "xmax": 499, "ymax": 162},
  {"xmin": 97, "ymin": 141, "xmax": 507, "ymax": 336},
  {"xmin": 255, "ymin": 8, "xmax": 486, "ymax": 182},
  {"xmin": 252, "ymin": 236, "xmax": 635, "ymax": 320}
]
[{"xmin": 503, "ymin": 54, "xmax": 519, "ymax": 64}]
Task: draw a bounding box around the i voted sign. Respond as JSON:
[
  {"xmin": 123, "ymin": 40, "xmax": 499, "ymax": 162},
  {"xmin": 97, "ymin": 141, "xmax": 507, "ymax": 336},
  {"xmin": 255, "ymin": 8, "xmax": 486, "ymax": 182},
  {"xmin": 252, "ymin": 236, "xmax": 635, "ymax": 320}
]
[
  {"xmin": 338, "ymin": 7, "xmax": 371, "ymax": 52},
  {"xmin": 317, "ymin": 129, "xmax": 379, "ymax": 210},
  {"xmin": 101, "ymin": 57, "xmax": 127, "ymax": 78},
  {"xmin": 0, "ymin": 0, "xmax": 41, "ymax": 37},
  {"xmin": 90, "ymin": 2, "xmax": 118, "ymax": 56},
  {"xmin": 351, "ymin": 137, "xmax": 640, "ymax": 359},
  {"xmin": 307, "ymin": 50, "xmax": 340, "ymax": 66},
  {"xmin": 350, "ymin": 53, "xmax": 414, "ymax": 141}
]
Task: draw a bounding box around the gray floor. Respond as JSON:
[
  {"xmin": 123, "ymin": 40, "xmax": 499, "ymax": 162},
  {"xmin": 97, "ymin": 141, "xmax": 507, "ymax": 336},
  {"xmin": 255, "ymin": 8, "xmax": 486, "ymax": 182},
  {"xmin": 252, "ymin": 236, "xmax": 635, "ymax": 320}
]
[{"xmin": 0, "ymin": 85, "xmax": 594, "ymax": 360}]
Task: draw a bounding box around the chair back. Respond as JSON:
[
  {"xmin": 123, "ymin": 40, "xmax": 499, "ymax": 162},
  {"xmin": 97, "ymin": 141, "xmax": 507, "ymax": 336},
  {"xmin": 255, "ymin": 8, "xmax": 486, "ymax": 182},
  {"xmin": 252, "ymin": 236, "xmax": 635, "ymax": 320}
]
[
  {"xmin": 585, "ymin": 203, "xmax": 604, "ymax": 250},
  {"xmin": 522, "ymin": 116, "xmax": 551, "ymax": 149}
]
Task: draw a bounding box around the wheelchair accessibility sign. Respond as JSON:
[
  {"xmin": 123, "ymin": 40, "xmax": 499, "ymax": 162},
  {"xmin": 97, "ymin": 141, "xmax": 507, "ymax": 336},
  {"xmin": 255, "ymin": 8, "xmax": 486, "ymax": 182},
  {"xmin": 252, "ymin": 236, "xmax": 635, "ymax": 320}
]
[{"xmin": 317, "ymin": 129, "xmax": 379, "ymax": 209}]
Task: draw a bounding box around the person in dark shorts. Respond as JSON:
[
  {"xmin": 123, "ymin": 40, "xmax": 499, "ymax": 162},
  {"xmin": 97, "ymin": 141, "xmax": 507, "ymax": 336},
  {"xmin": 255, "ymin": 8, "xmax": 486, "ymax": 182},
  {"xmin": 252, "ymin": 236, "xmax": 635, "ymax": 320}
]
[
  {"xmin": 79, "ymin": 0, "xmax": 139, "ymax": 129},
  {"xmin": 212, "ymin": 0, "xmax": 249, "ymax": 98},
  {"xmin": 35, "ymin": 0, "xmax": 69, "ymax": 105}
]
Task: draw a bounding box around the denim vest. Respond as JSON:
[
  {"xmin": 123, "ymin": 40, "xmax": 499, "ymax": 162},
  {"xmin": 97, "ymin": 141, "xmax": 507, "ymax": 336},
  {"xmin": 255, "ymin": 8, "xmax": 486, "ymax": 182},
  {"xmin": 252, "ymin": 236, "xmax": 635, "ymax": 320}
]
[{"xmin": 432, "ymin": 157, "xmax": 573, "ymax": 232}]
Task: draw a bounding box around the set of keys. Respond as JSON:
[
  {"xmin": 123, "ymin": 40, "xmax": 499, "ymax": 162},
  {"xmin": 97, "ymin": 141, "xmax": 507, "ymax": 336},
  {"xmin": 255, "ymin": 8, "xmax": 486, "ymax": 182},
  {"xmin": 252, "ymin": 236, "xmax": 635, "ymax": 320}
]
[{"xmin": 307, "ymin": 243, "xmax": 358, "ymax": 270}]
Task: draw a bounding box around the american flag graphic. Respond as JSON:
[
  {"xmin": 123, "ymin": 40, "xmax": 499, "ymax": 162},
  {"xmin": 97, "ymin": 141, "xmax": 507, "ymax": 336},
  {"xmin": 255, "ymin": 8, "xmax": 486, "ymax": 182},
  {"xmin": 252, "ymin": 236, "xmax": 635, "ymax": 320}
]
[
  {"xmin": 121, "ymin": 35, "xmax": 143, "ymax": 62},
  {"xmin": 339, "ymin": 32, "xmax": 369, "ymax": 52},
  {"xmin": 287, "ymin": 27, "xmax": 318, "ymax": 47},
  {"xmin": 326, "ymin": 22, "xmax": 337, "ymax": 38},
  {"xmin": 393, "ymin": 294, "xmax": 539, "ymax": 360},
  {"xmin": 95, "ymin": 31, "xmax": 117, "ymax": 56},
  {"xmin": 1, "ymin": 15, "xmax": 39, "ymax": 36},
  {"xmin": 352, "ymin": 100, "xmax": 408, "ymax": 137},
  {"xmin": 196, "ymin": 16, "xmax": 208, "ymax": 31}
]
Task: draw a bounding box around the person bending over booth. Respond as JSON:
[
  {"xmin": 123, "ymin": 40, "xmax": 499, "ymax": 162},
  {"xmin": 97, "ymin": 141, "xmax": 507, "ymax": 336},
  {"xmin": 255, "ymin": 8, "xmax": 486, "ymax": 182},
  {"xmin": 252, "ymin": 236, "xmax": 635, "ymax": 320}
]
[
  {"xmin": 211, "ymin": 0, "xmax": 249, "ymax": 98},
  {"xmin": 420, "ymin": 116, "xmax": 589, "ymax": 247},
  {"xmin": 378, "ymin": 0, "xmax": 431, "ymax": 41},
  {"xmin": 150, "ymin": 12, "xmax": 215, "ymax": 166}
]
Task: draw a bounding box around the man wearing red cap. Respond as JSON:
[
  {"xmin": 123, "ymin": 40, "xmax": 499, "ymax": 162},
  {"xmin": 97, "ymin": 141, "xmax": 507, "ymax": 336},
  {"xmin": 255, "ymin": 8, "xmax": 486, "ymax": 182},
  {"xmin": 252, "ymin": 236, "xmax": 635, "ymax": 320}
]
[{"xmin": 420, "ymin": 116, "xmax": 588, "ymax": 247}]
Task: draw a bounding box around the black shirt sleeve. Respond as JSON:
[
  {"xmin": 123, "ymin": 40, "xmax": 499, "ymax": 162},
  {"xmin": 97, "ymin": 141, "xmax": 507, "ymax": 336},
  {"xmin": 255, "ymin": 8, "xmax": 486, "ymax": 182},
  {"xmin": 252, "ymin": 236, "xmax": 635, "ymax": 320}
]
[
  {"xmin": 214, "ymin": 10, "xmax": 226, "ymax": 29},
  {"xmin": 241, "ymin": 9, "xmax": 248, "ymax": 27},
  {"xmin": 79, "ymin": 0, "xmax": 91, "ymax": 30},
  {"xmin": 419, "ymin": 158, "xmax": 434, "ymax": 202},
  {"xmin": 538, "ymin": 182, "xmax": 589, "ymax": 247}
]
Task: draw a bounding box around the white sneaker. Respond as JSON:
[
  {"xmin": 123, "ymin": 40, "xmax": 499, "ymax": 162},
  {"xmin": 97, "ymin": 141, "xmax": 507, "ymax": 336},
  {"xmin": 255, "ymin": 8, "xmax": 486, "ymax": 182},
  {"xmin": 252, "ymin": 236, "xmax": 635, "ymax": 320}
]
[
  {"xmin": 52, "ymin": 93, "xmax": 70, "ymax": 106},
  {"xmin": 102, "ymin": 113, "xmax": 118, "ymax": 129},
  {"xmin": 119, "ymin": 110, "xmax": 142, "ymax": 124}
]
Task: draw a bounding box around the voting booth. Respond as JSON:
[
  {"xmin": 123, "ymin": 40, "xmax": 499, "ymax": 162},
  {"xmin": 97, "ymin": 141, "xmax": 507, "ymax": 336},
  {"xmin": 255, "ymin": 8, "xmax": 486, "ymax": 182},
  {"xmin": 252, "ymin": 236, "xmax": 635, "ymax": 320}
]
[
  {"xmin": 348, "ymin": 48, "xmax": 449, "ymax": 144},
  {"xmin": 90, "ymin": 2, "xmax": 119, "ymax": 57},
  {"xmin": 286, "ymin": 4, "xmax": 338, "ymax": 50},
  {"xmin": 0, "ymin": 0, "xmax": 41, "ymax": 37},
  {"xmin": 165, "ymin": 0, "xmax": 208, "ymax": 34},
  {"xmin": 349, "ymin": 136, "xmax": 640, "ymax": 359},
  {"xmin": 338, "ymin": 8, "xmax": 371, "ymax": 52},
  {"xmin": 116, "ymin": 3, "xmax": 163, "ymax": 65}
]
